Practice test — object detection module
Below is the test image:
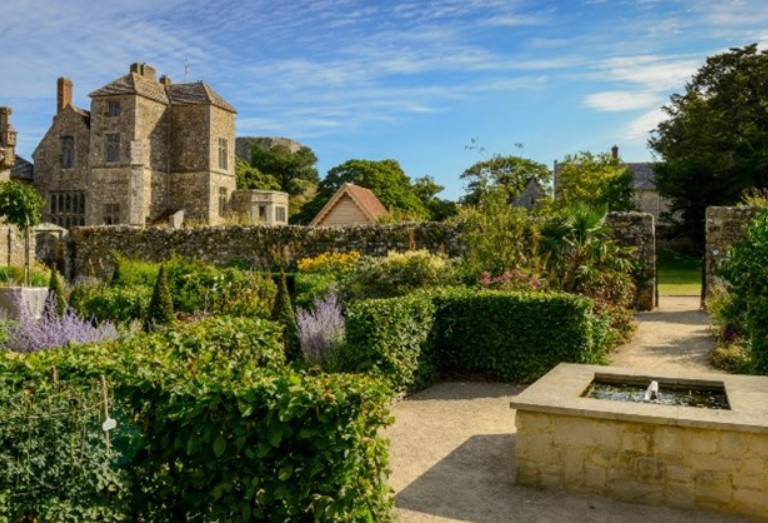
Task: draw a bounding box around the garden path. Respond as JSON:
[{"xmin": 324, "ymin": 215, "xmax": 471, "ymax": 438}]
[{"xmin": 387, "ymin": 296, "xmax": 753, "ymax": 522}]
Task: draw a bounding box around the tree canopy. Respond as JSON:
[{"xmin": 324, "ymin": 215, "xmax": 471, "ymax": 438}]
[
  {"xmin": 555, "ymin": 151, "xmax": 635, "ymax": 212},
  {"xmin": 296, "ymin": 159, "xmax": 432, "ymax": 224},
  {"xmin": 649, "ymin": 43, "xmax": 768, "ymax": 252},
  {"xmin": 0, "ymin": 181, "xmax": 45, "ymax": 286},
  {"xmin": 460, "ymin": 155, "xmax": 550, "ymax": 206},
  {"xmin": 250, "ymin": 144, "xmax": 320, "ymax": 197}
]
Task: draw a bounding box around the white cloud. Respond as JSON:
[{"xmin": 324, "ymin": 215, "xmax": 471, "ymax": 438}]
[
  {"xmin": 585, "ymin": 91, "xmax": 661, "ymax": 111},
  {"xmin": 624, "ymin": 108, "xmax": 667, "ymax": 140}
]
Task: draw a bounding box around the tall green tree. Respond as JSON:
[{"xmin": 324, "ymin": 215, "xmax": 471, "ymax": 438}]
[
  {"xmin": 649, "ymin": 43, "xmax": 768, "ymax": 252},
  {"xmin": 412, "ymin": 175, "xmax": 458, "ymax": 221},
  {"xmin": 297, "ymin": 159, "xmax": 429, "ymax": 223},
  {"xmin": 555, "ymin": 151, "xmax": 635, "ymax": 212},
  {"xmin": 235, "ymin": 157, "xmax": 281, "ymax": 191},
  {"xmin": 460, "ymin": 155, "xmax": 550, "ymax": 206},
  {"xmin": 0, "ymin": 181, "xmax": 44, "ymax": 286},
  {"xmin": 251, "ymin": 144, "xmax": 319, "ymax": 196}
]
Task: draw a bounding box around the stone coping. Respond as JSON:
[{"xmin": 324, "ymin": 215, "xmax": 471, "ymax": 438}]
[{"xmin": 510, "ymin": 363, "xmax": 768, "ymax": 435}]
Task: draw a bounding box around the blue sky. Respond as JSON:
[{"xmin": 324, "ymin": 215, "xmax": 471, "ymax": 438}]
[{"xmin": 3, "ymin": 0, "xmax": 768, "ymax": 200}]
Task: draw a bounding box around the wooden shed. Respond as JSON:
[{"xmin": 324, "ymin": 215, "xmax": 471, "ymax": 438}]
[{"xmin": 309, "ymin": 183, "xmax": 388, "ymax": 226}]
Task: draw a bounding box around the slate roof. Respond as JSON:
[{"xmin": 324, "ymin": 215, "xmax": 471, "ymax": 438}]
[
  {"xmin": 89, "ymin": 73, "xmax": 169, "ymax": 104},
  {"xmin": 90, "ymin": 74, "xmax": 236, "ymax": 113},
  {"xmin": 626, "ymin": 162, "xmax": 658, "ymax": 191},
  {"xmin": 10, "ymin": 155, "xmax": 34, "ymax": 181},
  {"xmin": 310, "ymin": 183, "xmax": 388, "ymax": 226},
  {"xmin": 166, "ymin": 82, "xmax": 237, "ymax": 113}
]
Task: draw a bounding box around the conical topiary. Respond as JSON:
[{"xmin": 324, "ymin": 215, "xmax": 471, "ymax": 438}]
[
  {"xmin": 272, "ymin": 270, "xmax": 300, "ymax": 361},
  {"xmin": 110, "ymin": 259, "xmax": 122, "ymax": 286},
  {"xmin": 145, "ymin": 265, "xmax": 174, "ymax": 332},
  {"xmin": 47, "ymin": 267, "xmax": 67, "ymax": 316}
]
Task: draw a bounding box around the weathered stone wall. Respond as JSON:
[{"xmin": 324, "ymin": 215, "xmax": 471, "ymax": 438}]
[
  {"xmin": 705, "ymin": 206, "xmax": 762, "ymax": 296},
  {"xmin": 0, "ymin": 225, "xmax": 34, "ymax": 268},
  {"xmin": 606, "ymin": 212, "xmax": 656, "ymax": 310},
  {"xmin": 71, "ymin": 222, "xmax": 465, "ymax": 278},
  {"xmin": 70, "ymin": 212, "xmax": 656, "ymax": 307},
  {"xmin": 515, "ymin": 410, "xmax": 768, "ymax": 519}
]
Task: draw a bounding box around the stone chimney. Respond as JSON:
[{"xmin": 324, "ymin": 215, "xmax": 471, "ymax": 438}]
[
  {"xmin": 0, "ymin": 106, "xmax": 16, "ymax": 169},
  {"xmin": 159, "ymin": 75, "xmax": 172, "ymax": 86},
  {"xmin": 57, "ymin": 77, "xmax": 73, "ymax": 114},
  {"xmin": 611, "ymin": 144, "xmax": 619, "ymax": 160},
  {"xmin": 129, "ymin": 62, "xmax": 157, "ymax": 82}
]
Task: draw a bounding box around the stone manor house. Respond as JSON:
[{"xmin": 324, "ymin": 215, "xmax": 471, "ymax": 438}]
[{"xmin": 31, "ymin": 63, "xmax": 287, "ymax": 228}]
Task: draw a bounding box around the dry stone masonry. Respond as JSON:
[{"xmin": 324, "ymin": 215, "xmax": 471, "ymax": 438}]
[{"xmin": 704, "ymin": 206, "xmax": 762, "ymax": 296}]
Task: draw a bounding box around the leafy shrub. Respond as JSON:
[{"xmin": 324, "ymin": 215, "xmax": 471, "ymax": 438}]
[
  {"xmin": 297, "ymin": 251, "xmax": 361, "ymax": 275},
  {"xmin": 272, "ymin": 271, "xmax": 300, "ymax": 361},
  {"xmin": 0, "ymin": 315, "xmax": 393, "ymax": 521},
  {"xmin": 295, "ymin": 272, "xmax": 339, "ymax": 310},
  {"xmin": 432, "ymin": 288, "xmax": 610, "ymax": 382},
  {"xmin": 297, "ymin": 294, "xmax": 346, "ymax": 370},
  {"xmin": 164, "ymin": 259, "xmax": 276, "ymax": 318},
  {"xmin": 719, "ymin": 208, "xmax": 768, "ymax": 373},
  {"xmin": 6, "ymin": 298, "xmax": 118, "ymax": 353},
  {"xmin": 0, "ymin": 376, "xmax": 132, "ymax": 521},
  {"xmin": 345, "ymin": 288, "xmax": 612, "ymax": 391},
  {"xmin": 48, "ymin": 267, "xmax": 68, "ymax": 316},
  {"xmin": 342, "ymin": 250, "xmax": 457, "ymax": 301},
  {"xmin": 70, "ymin": 283, "xmax": 152, "ymax": 324},
  {"xmin": 144, "ymin": 265, "xmax": 174, "ymax": 332},
  {"xmin": 0, "ymin": 264, "xmax": 49, "ymax": 287},
  {"xmin": 479, "ymin": 270, "xmax": 541, "ymax": 292},
  {"xmin": 345, "ymin": 292, "xmax": 437, "ymax": 391},
  {"xmin": 110, "ymin": 256, "xmax": 159, "ymax": 287}
]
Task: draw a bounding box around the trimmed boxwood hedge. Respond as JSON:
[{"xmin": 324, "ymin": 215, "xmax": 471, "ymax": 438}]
[
  {"xmin": 0, "ymin": 316, "xmax": 394, "ymax": 522},
  {"xmin": 345, "ymin": 287, "xmax": 611, "ymax": 391}
]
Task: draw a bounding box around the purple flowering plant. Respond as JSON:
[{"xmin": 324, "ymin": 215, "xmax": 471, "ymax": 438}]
[
  {"xmin": 296, "ymin": 293, "xmax": 345, "ymax": 370},
  {"xmin": 6, "ymin": 294, "xmax": 118, "ymax": 353}
]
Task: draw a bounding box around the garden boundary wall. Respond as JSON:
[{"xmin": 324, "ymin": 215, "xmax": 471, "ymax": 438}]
[
  {"xmin": 705, "ymin": 206, "xmax": 762, "ymax": 297},
  {"xmin": 68, "ymin": 212, "xmax": 655, "ymax": 309}
]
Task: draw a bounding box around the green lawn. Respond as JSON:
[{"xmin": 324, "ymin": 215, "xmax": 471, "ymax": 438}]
[{"xmin": 656, "ymin": 247, "xmax": 702, "ymax": 296}]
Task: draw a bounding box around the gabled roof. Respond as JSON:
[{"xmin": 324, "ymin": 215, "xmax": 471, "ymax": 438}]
[
  {"xmin": 89, "ymin": 73, "xmax": 236, "ymax": 113},
  {"xmin": 310, "ymin": 183, "xmax": 388, "ymax": 226},
  {"xmin": 32, "ymin": 104, "xmax": 90, "ymax": 159},
  {"xmin": 10, "ymin": 155, "xmax": 34, "ymax": 182},
  {"xmin": 166, "ymin": 82, "xmax": 237, "ymax": 113},
  {"xmin": 90, "ymin": 72, "xmax": 170, "ymax": 104}
]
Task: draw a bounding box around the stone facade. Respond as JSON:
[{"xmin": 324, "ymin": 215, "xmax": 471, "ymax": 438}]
[
  {"xmin": 704, "ymin": 206, "xmax": 762, "ymax": 297},
  {"xmin": 231, "ymin": 190, "xmax": 289, "ymax": 224},
  {"xmin": 0, "ymin": 107, "xmax": 17, "ymax": 182},
  {"xmin": 32, "ymin": 63, "xmax": 237, "ymax": 229}
]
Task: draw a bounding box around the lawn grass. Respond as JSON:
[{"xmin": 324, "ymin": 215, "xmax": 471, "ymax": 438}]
[{"xmin": 657, "ymin": 247, "xmax": 702, "ymax": 296}]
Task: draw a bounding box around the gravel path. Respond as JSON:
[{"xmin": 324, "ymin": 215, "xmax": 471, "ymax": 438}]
[{"xmin": 387, "ymin": 296, "xmax": 754, "ymax": 522}]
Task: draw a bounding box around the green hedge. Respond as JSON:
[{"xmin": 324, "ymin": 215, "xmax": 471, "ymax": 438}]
[
  {"xmin": 345, "ymin": 288, "xmax": 611, "ymax": 391},
  {"xmin": 70, "ymin": 284, "xmax": 152, "ymax": 324},
  {"xmin": 433, "ymin": 289, "xmax": 608, "ymax": 382},
  {"xmin": 0, "ymin": 316, "xmax": 393, "ymax": 522},
  {"xmin": 345, "ymin": 293, "xmax": 437, "ymax": 391}
]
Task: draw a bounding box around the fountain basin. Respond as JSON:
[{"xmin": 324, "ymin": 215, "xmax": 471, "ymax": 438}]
[{"xmin": 510, "ymin": 364, "xmax": 768, "ymax": 519}]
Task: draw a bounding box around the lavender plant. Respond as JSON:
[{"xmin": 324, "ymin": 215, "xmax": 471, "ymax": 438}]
[
  {"xmin": 296, "ymin": 294, "xmax": 346, "ymax": 370},
  {"xmin": 6, "ymin": 294, "xmax": 118, "ymax": 353}
]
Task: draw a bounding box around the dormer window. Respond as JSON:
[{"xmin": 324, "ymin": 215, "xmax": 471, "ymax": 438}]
[
  {"xmin": 61, "ymin": 135, "xmax": 74, "ymax": 169},
  {"xmin": 108, "ymin": 100, "xmax": 121, "ymax": 117}
]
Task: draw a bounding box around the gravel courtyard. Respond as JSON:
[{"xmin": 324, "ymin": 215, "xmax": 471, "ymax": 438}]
[{"xmin": 387, "ymin": 297, "xmax": 758, "ymax": 522}]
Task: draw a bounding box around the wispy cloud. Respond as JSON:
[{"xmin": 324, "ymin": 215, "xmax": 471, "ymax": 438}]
[{"xmin": 585, "ymin": 91, "xmax": 660, "ymax": 112}]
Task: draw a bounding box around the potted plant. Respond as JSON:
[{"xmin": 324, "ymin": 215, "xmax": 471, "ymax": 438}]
[{"xmin": 0, "ymin": 180, "xmax": 47, "ymax": 319}]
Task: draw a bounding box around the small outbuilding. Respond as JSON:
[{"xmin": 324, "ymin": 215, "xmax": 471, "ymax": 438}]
[{"xmin": 309, "ymin": 183, "xmax": 388, "ymax": 226}]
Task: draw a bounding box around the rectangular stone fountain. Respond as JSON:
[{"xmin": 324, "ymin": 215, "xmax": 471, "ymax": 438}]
[{"xmin": 510, "ymin": 363, "xmax": 768, "ymax": 519}]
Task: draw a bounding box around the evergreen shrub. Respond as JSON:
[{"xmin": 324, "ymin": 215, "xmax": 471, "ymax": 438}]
[
  {"xmin": 345, "ymin": 288, "xmax": 611, "ymax": 391},
  {"xmin": 0, "ymin": 315, "xmax": 393, "ymax": 521}
]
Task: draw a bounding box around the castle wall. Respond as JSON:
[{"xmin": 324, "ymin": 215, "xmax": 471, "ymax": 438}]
[{"xmin": 704, "ymin": 206, "xmax": 762, "ymax": 297}]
